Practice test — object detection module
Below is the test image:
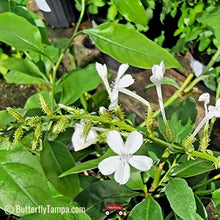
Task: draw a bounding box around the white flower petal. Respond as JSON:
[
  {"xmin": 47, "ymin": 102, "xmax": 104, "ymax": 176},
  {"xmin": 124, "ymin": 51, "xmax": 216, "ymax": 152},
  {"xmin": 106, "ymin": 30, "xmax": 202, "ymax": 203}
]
[
  {"xmin": 199, "ymin": 93, "xmax": 210, "ymax": 104},
  {"xmin": 159, "ymin": 60, "xmax": 165, "ymax": 73},
  {"xmin": 115, "ymin": 64, "xmax": 129, "ymax": 82},
  {"xmin": 114, "ymin": 162, "xmax": 130, "ymax": 185},
  {"xmin": 96, "ymin": 62, "xmax": 107, "ymax": 79},
  {"xmin": 98, "ymin": 156, "xmax": 121, "ymax": 175},
  {"xmin": 216, "ymin": 98, "xmax": 220, "ymax": 108},
  {"xmin": 118, "ymin": 75, "xmax": 134, "ymax": 88},
  {"xmin": 124, "ymin": 131, "xmax": 143, "ymax": 154},
  {"xmin": 35, "ymin": 0, "xmax": 51, "ymax": 12},
  {"xmin": 106, "ymin": 130, "xmax": 124, "ymax": 154},
  {"xmin": 109, "ymin": 89, "xmax": 119, "ymax": 110},
  {"xmin": 151, "ymin": 62, "xmax": 165, "ymax": 84},
  {"xmin": 72, "ymin": 122, "xmax": 97, "ymax": 151},
  {"xmin": 86, "ymin": 128, "xmax": 98, "ymax": 142},
  {"xmin": 189, "ymin": 54, "xmax": 205, "ymax": 77},
  {"xmin": 129, "ymin": 155, "xmax": 153, "ymax": 171}
]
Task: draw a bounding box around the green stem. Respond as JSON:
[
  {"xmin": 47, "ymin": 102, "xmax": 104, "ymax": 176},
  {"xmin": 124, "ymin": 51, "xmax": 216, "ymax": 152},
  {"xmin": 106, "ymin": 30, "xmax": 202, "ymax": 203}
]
[
  {"xmin": 149, "ymin": 150, "xmax": 171, "ymax": 192},
  {"xmin": 195, "ymin": 189, "xmax": 216, "ymax": 196},
  {"xmin": 193, "ymin": 174, "xmax": 220, "ymax": 190},
  {"xmin": 8, "ymin": 0, "xmax": 11, "ymax": 12},
  {"xmin": 184, "ymin": 45, "xmax": 220, "ymax": 95},
  {"xmin": 50, "ymin": 0, "xmax": 85, "ymax": 111},
  {"xmin": 203, "ymin": 45, "xmax": 220, "ymax": 74},
  {"xmin": 189, "ymin": 150, "xmax": 218, "ymax": 164},
  {"xmin": 153, "ymin": 73, "xmax": 194, "ymax": 118},
  {"xmin": 183, "ymin": 74, "xmax": 209, "ymax": 94}
]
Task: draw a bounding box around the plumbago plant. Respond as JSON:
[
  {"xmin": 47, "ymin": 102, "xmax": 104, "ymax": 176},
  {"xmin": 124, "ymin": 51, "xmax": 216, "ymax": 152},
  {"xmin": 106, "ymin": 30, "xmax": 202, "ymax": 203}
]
[{"xmin": 0, "ymin": 0, "xmax": 220, "ymax": 220}]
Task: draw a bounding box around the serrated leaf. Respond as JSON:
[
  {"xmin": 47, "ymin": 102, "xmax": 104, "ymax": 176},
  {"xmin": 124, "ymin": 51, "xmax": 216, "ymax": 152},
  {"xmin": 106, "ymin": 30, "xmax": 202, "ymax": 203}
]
[
  {"xmin": 112, "ymin": 0, "xmax": 147, "ymax": 26},
  {"xmin": 40, "ymin": 140, "xmax": 80, "ymax": 199},
  {"xmin": 83, "ymin": 23, "xmax": 182, "ymax": 69},
  {"xmin": 128, "ymin": 196, "xmax": 163, "ymax": 220},
  {"xmin": 165, "ymin": 178, "xmax": 197, "ymax": 220},
  {"xmin": 75, "ymin": 180, "xmax": 139, "ymax": 220},
  {"xmin": 0, "ymin": 12, "xmax": 44, "ymax": 53},
  {"xmin": 0, "ymin": 140, "xmax": 50, "ymax": 217}
]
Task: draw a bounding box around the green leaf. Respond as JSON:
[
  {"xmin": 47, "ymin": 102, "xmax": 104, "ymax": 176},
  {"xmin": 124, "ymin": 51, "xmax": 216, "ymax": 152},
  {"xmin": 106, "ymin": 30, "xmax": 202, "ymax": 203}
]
[
  {"xmin": 25, "ymin": 91, "xmax": 52, "ymax": 110},
  {"xmin": 195, "ymin": 195, "xmax": 208, "ymax": 219},
  {"xmin": 144, "ymin": 76, "xmax": 180, "ymax": 91},
  {"xmin": 0, "ymin": 58, "xmax": 48, "ymax": 82},
  {"xmin": 60, "ymin": 149, "xmax": 114, "ymax": 177},
  {"xmin": 158, "ymin": 97, "xmax": 197, "ymax": 143},
  {"xmin": 112, "ymin": 0, "xmax": 147, "ymax": 26},
  {"xmin": 212, "ymin": 189, "xmax": 220, "ymax": 215},
  {"xmin": 20, "ymin": 199, "xmax": 91, "ymax": 220},
  {"xmin": 126, "ymin": 168, "xmax": 144, "ymax": 190},
  {"xmin": 165, "ymin": 178, "xmax": 197, "ymax": 220},
  {"xmin": 40, "ymin": 140, "xmax": 80, "ymax": 199},
  {"xmin": 0, "ymin": 0, "xmax": 49, "ymax": 44},
  {"xmin": 128, "ymin": 196, "xmax": 163, "ymax": 220},
  {"xmin": 56, "ymin": 64, "xmax": 102, "ymax": 105},
  {"xmin": 170, "ymin": 154, "xmax": 214, "ymax": 178},
  {"xmin": 197, "ymin": 5, "xmax": 220, "ymax": 45},
  {"xmin": 75, "ymin": 180, "xmax": 138, "ymax": 220},
  {"xmin": 83, "ymin": 23, "xmax": 182, "ymax": 69},
  {"xmin": 0, "ymin": 140, "xmax": 50, "ymax": 217},
  {"xmin": 0, "ymin": 12, "xmax": 43, "ymax": 53},
  {"xmin": 4, "ymin": 70, "xmax": 45, "ymax": 84}
]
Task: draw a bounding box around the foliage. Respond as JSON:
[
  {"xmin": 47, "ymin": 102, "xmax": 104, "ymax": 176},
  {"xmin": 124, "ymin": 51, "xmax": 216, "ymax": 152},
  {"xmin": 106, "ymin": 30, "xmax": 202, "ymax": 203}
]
[{"xmin": 0, "ymin": 0, "xmax": 219, "ymax": 219}]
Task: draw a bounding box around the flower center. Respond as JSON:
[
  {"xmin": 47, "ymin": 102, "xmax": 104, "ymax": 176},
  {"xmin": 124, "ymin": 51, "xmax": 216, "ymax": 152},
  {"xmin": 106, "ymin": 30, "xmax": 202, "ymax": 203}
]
[{"xmin": 119, "ymin": 153, "xmax": 132, "ymax": 164}]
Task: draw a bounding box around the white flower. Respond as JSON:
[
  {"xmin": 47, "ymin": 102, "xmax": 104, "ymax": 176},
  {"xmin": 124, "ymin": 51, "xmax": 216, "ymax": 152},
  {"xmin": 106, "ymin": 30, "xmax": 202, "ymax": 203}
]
[
  {"xmin": 189, "ymin": 54, "xmax": 205, "ymax": 77},
  {"xmin": 109, "ymin": 64, "xmax": 134, "ymax": 110},
  {"xmin": 72, "ymin": 120, "xmax": 97, "ymax": 151},
  {"xmin": 150, "ymin": 61, "xmax": 165, "ymax": 85},
  {"xmin": 192, "ymin": 98, "xmax": 220, "ymax": 137},
  {"xmin": 96, "ymin": 63, "xmax": 112, "ymax": 98},
  {"xmin": 199, "ymin": 93, "xmax": 210, "ymax": 116},
  {"xmin": 207, "ymin": 98, "xmax": 220, "ymax": 119},
  {"xmin": 34, "ymin": 0, "xmax": 51, "ymax": 12},
  {"xmin": 150, "ymin": 61, "xmax": 167, "ymax": 121},
  {"xmin": 96, "ymin": 62, "xmax": 151, "ymax": 110},
  {"xmin": 98, "ymin": 130, "xmax": 153, "ymax": 185}
]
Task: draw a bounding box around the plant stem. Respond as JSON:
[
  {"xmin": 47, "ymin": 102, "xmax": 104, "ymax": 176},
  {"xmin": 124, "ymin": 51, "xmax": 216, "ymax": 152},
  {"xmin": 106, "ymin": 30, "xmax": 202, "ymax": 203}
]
[
  {"xmin": 203, "ymin": 45, "xmax": 220, "ymax": 74},
  {"xmin": 193, "ymin": 174, "xmax": 220, "ymax": 190},
  {"xmin": 184, "ymin": 45, "xmax": 220, "ymax": 95},
  {"xmin": 189, "ymin": 150, "xmax": 218, "ymax": 164},
  {"xmin": 149, "ymin": 150, "xmax": 171, "ymax": 192},
  {"xmin": 50, "ymin": 0, "xmax": 86, "ymax": 112},
  {"xmin": 153, "ymin": 73, "xmax": 194, "ymax": 118}
]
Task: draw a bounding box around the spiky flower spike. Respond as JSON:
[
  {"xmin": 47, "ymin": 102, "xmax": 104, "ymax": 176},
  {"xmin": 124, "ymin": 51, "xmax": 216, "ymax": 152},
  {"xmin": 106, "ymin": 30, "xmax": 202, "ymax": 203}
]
[
  {"xmin": 7, "ymin": 107, "xmax": 25, "ymax": 123},
  {"xmin": 52, "ymin": 116, "xmax": 69, "ymax": 134},
  {"xmin": 32, "ymin": 124, "xmax": 42, "ymax": 150},
  {"xmin": 39, "ymin": 94, "xmax": 52, "ymax": 116},
  {"xmin": 27, "ymin": 116, "xmax": 42, "ymax": 127},
  {"xmin": 146, "ymin": 107, "xmax": 154, "ymax": 134},
  {"xmin": 13, "ymin": 127, "xmax": 23, "ymax": 144}
]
